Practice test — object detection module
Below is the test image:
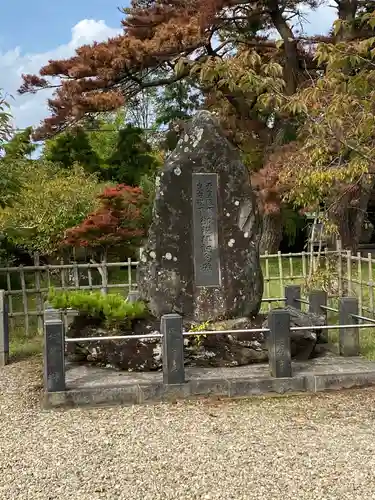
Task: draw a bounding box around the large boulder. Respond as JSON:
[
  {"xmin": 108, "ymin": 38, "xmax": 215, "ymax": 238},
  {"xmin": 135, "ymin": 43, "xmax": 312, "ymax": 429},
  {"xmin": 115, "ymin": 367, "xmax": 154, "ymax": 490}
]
[{"xmin": 137, "ymin": 111, "xmax": 263, "ymax": 322}]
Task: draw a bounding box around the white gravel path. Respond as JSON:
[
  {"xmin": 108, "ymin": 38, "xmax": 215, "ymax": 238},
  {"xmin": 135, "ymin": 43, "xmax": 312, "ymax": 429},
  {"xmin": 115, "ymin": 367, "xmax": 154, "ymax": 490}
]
[{"xmin": 1, "ymin": 356, "xmax": 375, "ymax": 500}]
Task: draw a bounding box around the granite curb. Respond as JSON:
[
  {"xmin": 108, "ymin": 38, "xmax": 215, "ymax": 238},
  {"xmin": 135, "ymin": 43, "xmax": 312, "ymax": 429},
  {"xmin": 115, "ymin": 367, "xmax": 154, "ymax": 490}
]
[{"xmin": 44, "ymin": 370, "xmax": 375, "ymax": 408}]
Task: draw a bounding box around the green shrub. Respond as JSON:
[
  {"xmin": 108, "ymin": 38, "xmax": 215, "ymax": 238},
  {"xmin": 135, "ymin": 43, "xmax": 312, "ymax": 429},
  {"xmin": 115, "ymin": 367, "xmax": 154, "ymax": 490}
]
[{"xmin": 47, "ymin": 288, "xmax": 147, "ymax": 324}]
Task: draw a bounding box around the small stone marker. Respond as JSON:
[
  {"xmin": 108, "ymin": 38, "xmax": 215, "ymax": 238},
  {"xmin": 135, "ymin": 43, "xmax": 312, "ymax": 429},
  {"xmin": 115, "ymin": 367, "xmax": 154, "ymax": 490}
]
[
  {"xmin": 161, "ymin": 314, "xmax": 185, "ymax": 385},
  {"xmin": 137, "ymin": 111, "xmax": 263, "ymax": 321},
  {"xmin": 0, "ymin": 290, "xmax": 9, "ymax": 367},
  {"xmin": 285, "ymin": 285, "xmax": 301, "ymax": 310},
  {"xmin": 127, "ymin": 291, "xmax": 140, "ymax": 303},
  {"xmin": 339, "ymin": 297, "xmax": 359, "ymax": 357},
  {"xmin": 309, "ymin": 290, "xmax": 327, "ymax": 319},
  {"xmin": 267, "ymin": 309, "xmax": 292, "ymax": 378},
  {"xmin": 309, "ymin": 290, "xmax": 328, "ymax": 343}
]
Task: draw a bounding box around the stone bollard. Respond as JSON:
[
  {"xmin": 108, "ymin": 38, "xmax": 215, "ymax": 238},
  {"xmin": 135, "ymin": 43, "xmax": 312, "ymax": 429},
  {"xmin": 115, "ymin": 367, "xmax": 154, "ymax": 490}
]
[
  {"xmin": 44, "ymin": 301, "xmax": 61, "ymax": 322},
  {"xmin": 309, "ymin": 290, "xmax": 328, "ymax": 343},
  {"xmin": 267, "ymin": 309, "xmax": 292, "ymax": 378},
  {"xmin": 127, "ymin": 291, "xmax": 140, "ymax": 303},
  {"xmin": 339, "ymin": 297, "xmax": 359, "ymax": 357},
  {"xmin": 0, "ymin": 290, "xmax": 9, "ymax": 367},
  {"xmin": 161, "ymin": 313, "xmax": 185, "ymax": 385},
  {"xmin": 44, "ymin": 315, "xmax": 66, "ymax": 392},
  {"xmin": 285, "ymin": 285, "xmax": 301, "ymax": 310}
]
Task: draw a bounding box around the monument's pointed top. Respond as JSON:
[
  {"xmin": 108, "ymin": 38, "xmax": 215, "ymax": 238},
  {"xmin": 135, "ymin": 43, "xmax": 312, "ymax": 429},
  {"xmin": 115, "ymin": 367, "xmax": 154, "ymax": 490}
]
[{"xmin": 186, "ymin": 110, "xmax": 222, "ymax": 137}]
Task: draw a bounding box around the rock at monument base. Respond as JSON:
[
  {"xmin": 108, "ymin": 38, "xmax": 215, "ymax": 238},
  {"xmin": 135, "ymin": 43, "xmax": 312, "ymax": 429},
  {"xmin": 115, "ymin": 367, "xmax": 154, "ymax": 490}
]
[
  {"xmin": 65, "ymin": 315, "xmax": 162, "ymax": 371},
  {"xmin": 66, "ymin": 307, "xmax": 325, "ymax": 370},
  {"xmin": 262, "ymin": 306, "xmax": 325, "ymax": 361},
  {"xmin": 137, "ymin": 110, "xmax": 263, "ymax": 322}
]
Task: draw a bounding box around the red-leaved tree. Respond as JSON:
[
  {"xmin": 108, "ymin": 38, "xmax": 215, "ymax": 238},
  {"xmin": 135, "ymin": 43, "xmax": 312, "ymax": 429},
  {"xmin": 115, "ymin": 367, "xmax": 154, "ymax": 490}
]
[{"xmin": 62, "ymin": 184, "xmax": 147, "ymax": 258}]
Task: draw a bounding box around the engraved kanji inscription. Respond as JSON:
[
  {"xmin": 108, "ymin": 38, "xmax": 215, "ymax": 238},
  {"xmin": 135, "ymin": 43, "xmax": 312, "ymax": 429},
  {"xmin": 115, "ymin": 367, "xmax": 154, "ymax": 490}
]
[{"xmin": 192, "ymin": 173, "xmax": 220, "ymax": 286}]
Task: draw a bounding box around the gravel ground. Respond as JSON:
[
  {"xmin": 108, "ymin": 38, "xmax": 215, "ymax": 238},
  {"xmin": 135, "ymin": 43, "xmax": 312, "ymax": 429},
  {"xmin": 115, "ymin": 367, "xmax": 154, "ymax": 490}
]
[{"xmin": 1, "ymin": 358, "xmax": 375, "ymax": 500}]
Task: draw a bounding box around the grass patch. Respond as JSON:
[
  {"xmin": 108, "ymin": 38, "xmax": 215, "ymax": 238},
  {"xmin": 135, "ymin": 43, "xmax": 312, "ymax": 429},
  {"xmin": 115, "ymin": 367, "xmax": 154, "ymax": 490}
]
[
  {"xmin": 10, "ymin": 330, "xmax": 43, "ymax": 362},
  {"xmin": 359, "ymin": 328, "xmax": 375, "ymax": 360}
]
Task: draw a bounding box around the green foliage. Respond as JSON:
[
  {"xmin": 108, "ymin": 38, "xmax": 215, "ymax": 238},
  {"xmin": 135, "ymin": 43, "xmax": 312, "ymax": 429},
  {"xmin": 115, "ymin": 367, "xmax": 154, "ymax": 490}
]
[
  {"xmin": 191, "ymin": 51, "xmax": 285, "ymax": 113},
  {"xmin": 0, "ymin": 161, "xmax": 22, "ymax": 209},
  {"xmin": 190, "ymin": 320, "xmax": 210, "ymax": 346},
  {"xmin": 139, "ymin": 171, "xmax": 158, "ymax": 227},
  {"xmin": 0, "ymin": 89, "xmax": 12, "ymax": 147},
  {"xmin": 3, "ymin": 127, "xmax": 37, "ymax": 159},
  {"xmin": 0, "ymin": 161, "xmax": 102, "ymax": 255},
  {"xmin": 0, "ymin": 91, "xmax": 22, "ymax": 209},
  {"xmin": 43, "ymin": 118, "xmax": 160, "ymax": 186},
  {"xmin": 154, "ymin": 79, "xmax": 201, "ymax": 127},
  {"xmin": 48, "ymin": 288, "xmax": 147, "ymax": 324},
  {"xmin": 281, "ymin": 207, "xmax": 306, "ymax": 246},
  {"xmin": 85, "ymin": 112, "xmax": 124, "ymax": 161},
  {"xmin": 106, "ymin": 124, "xmax": 159, "ymax": 185},
  {"xmin": 303, "ymin": 259, "xmax": 341, "ymax": 295},
  {"xmin": 280, "ymin": 10, "xmax": 375, "ymax": 212},
  {"xmin": 43, "ymin": 127, "xmax": 101, "ymax": 173}
]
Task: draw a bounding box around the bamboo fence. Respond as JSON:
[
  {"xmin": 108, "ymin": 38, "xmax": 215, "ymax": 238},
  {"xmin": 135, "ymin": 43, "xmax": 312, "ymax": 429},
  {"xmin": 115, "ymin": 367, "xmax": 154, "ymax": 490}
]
[{"xmin": 1, "ymin": 249, "xmax": 374, "ymax": 336}]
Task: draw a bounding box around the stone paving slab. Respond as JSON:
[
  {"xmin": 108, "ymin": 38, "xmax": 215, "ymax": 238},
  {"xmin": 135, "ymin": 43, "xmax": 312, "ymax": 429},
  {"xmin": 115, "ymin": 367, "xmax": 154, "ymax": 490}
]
[{"xmin": 44, "ymin": 354, "xmax": 375, "ymax": 408}]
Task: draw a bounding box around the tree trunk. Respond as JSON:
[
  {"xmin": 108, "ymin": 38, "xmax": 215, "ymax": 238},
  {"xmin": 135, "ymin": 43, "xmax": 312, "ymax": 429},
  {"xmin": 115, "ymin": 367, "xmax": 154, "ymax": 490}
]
[
  {"xmin": 259, "ymin": 212, "xmax": 283, "ymax": 255},
  {"xmin": 329, "ymin": 178, "xmax": 375, "ymax": 253},
  {"xmin": 269, "ymin": 1, "xmax": 299, "ymax": 96},
  {"xmin": 337, "ymin": 0, "xmax": 358, "ymax": 39}
]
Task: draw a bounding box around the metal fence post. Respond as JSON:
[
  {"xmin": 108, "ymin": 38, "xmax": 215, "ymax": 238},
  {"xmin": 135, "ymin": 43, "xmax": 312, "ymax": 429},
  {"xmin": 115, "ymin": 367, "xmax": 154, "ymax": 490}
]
[
  {"xmin": 0, "ymin": 290, "xmax": 9, "ymax": 367},
  {"xmin": 267, "ymin": 309, "xmax": 292, "ymax": 378},
  {"xmin": 339, "ymin": 297, "xmax": 360, "ymax": 357},
  {"xmin": 309, "ymin": 290, "xmax": 328, "ymax": 343},
  {"xmin": 285, "ymin": 285, "xmax": 301, "ymax": 310},
  {"xmin": 161, "ymin": 313, "xmax": 185, "ymax": 385},
  {"xmin": 44, "ymin": 315, "xmax": 65, "ymax": 392}
]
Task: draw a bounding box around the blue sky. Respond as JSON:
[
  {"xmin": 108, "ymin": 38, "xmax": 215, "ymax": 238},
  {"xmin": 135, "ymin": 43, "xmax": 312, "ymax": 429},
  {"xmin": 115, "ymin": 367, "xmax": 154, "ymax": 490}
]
[
  {"xmin": 0, "ymin": 1, "xmax": 126, "ymax": 53},
  {"xmin": 0, "ymin": 1, "xmax": 336, "ymax": 130}
]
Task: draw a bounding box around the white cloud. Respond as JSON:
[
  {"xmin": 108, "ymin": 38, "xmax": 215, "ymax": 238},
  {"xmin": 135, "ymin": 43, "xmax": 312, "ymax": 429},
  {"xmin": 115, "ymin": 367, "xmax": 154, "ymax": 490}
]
[{"xmin": 0, "ymin": 19, "xmax": 121, "ymax": 130}]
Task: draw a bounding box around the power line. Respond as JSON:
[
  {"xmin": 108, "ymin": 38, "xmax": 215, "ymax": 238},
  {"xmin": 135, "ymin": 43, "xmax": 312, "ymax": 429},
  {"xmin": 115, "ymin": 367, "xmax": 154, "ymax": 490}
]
[{"xmin": 13, "ymin": 126, "xmax": 167, "ymax": 134}]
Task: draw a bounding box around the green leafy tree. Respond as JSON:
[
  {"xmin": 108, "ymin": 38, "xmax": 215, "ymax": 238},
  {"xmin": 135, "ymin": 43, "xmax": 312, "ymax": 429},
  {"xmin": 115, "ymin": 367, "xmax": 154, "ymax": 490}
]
[
  {"xmin": 106, "ymin": 124, "xmax": 160, "ymax": 185},
  {"xmin": 0, "ymin": 91, "xmax": 21, "ymax": 209},
  {"xmin": 86, "ymin": 111, "xmax": 125, "ymax": 161},
  {"xmin": 43, "ymin": 116, "xmax": 160, "ymax": 186},
  {"xmin": 154, "ymin": 79, "xmax": 202, "ymax": 151},
  {"xmin": 155, "ymin": 79, "xmax": 201, "ymax": 127},
  {"xmin": 276, "ymin": 10, "xmax": 375, "ymax": 250},
  {"xmin": 43, "ymin": 126, "xmax": 101, "ymax": 174},
  {"xmin": 0, "ymin": 161, "xmax": 102, "ymax": 255},
  {"xmin": 0, "ymin": 90, "xmax": 12, "ymax": 147},
  {"xmin": 3, "ymin": 126, "xmax": 37, "ymax": 159}
]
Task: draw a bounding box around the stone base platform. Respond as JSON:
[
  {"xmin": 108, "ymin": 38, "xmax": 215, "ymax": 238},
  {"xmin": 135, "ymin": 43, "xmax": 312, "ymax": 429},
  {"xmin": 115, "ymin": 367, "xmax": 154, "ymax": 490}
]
[{"xmin": 44, "ymin": 352, "xmax": 375, "ymax": 408}]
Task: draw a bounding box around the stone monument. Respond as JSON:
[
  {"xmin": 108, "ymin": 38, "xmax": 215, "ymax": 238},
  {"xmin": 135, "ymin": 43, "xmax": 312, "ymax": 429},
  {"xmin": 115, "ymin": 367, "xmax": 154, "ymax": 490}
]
[{"xmin": 137, "ymin": 111, "xmax": 263, "ymax": 321}]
